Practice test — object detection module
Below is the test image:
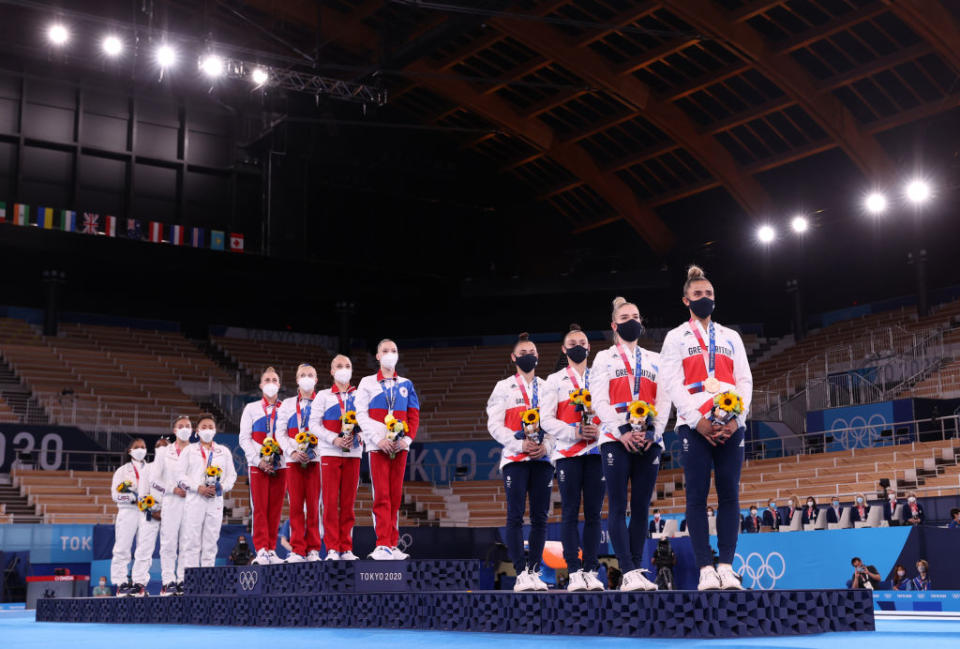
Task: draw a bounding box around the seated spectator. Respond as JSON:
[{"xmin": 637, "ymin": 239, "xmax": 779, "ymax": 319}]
[
  {"xmin": 903, "ymin": 493, "xmax": 924, "ymax": 526},
  {"xmin": 911, "ymin": 560, "xmax": 932, "ymax": 591},
  {"xmin": 948, "ymin": 508, "xmax": 960, "ymax": 529},
  {"xmin": 849, "ymin": 557, "xmax": 881, "ymax": 590},
  {"xmin": 850, "ymin": 494, "xmax": 870, "ymax": 523},
  {"xmin": 801, "ymin": 497, "xmax": 819, "ymax": 526},
  {"xmin": 742, "ymin": 507, "xmax": 761, "ymax": 533},
  {"xmin": 762, "ymin": 499, "xmax": 782, "ymax": 530},
  {"xmin": 229, "ymin": 535, "xmax": 254, "ymax": 566},
  {"xmin": 826, "ymin": 498, "xmax": 844, "ymax": 525},
  {"xmin": 891, "ymin": 564, "xmax": 909, "ymax": 591},
  {"xmin": 882, "ymin": 490, "xmax": 901, "ymax": 524},
  {"xmin": 648, "ymin": 510, "xmax": 665, "ymax": 535},
  {"xmin": 92, "ymin": 576, "xmax": 111, "ymax": 597}
]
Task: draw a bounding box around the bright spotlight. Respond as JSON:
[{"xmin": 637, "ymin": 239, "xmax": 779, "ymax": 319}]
[
  {"xmin": 102, "ymin": 35, "xmax": 123, "ymax": 57},
  {"xmin": 251, "ymin": 67, "xmax": 269, "ymax": 86},
  {"xmin": 47, "ymin": 24, "xmax": 69, "ymax": 46},
  {"xmin": 864, "ymin": 192, "xmax": 887, "ymax": 215},
  {"xmin": 200, "ymin": 54, "xmax": 224, "ymax": 78},
  {"xmin": 791, "ymin": 215, "xmax": 809, "ymax": 234},
  {"xmin": 905, "ymin": 179, "xmax": 931, "ymax": 205},
  {"xmin": 155, "ymin": 44, "xmax": 177, "ymax": 68},
  {"xmin": 757, "ymin": 225, "xmax": 776, "ymax": 244}
]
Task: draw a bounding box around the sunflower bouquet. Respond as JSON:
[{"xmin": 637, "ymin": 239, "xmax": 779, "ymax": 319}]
[
  {"xmin": 520, "ymin": 408, "xmax": 541, "ymax": 443},
  {"xmin": 116, "ymin": 479, "xmax": 137, "ymax": 503},
  {"xmin": 568, "ymin": 388, "xmax": 594, "ymax": 427},
  {"xmin": 340, "ymin": 410, "xmax": 358, "ymax": 452},
  {"xmin": 623, "ymin": 400, "xmax": 658, "ymax": 449},
  {"xmin": 295, "ymin": 431, "xmax": 319, "ymax": 467},
  {"xmin": 137, "ymin": 494, "xmax": 159, "ymax": 520},
  {"xmin": 260, "ymin": 437, "xmax": 284, "ymax": 471},
  {"xmin": 710, "ymin": 391, "xmax": 744, "ymax": 426},
  {"xmin": 384, "ymin": 414, "xmax": 410, "ymax": 459}
]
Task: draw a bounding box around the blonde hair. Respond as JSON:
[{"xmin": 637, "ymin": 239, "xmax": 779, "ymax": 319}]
[
  {"xmin": 683, "ymin": 265, "xmax": 710, "ymax": 295},
  {"xmin": 377, "ymin": 338, "xmax": 396, "ymax": 353},
  {"xmin": 296, "ymin": 363, "xmax": 315, "ymax": 376},
  {"xmin": 261, "ymin": 366, "xmax": 280, "ymax": 381},
  {"xmin": 172, "ymin": 415, "xmax": 191, "ymax": 430},
  {"xmin": 330, "ymin": 354, "xmax": 351, "ymax": 368},
  {"xmin": 917, "ymin": 559, "xmax": 929, "ymax": 572}
]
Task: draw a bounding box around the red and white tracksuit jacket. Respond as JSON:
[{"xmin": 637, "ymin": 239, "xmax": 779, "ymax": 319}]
[
  {"xmin": 486, "ymin": 374, "xmax": 554, "ymax": 470},
  {"xmin": 658, "ymin": 320, "xmax": 753, "ymax": 428},
  {"xmin": 309, "ymin": 385, "xmax": 363, "ymax": 553},
  {"xmin": 590, "ymin": 344, "xmax": 671, "ymax": 448},
  {"xmin": 152, "ymin": 441, "xmax": 191, "ymax": 584},
  {"xmin": 109, "ymin": 460, "xmax": 152, "ymax": 585},
  {"xmin": 176, "ymin": 442, "xmax": 237, "ymax": 571},
  {"xmin": 540, "ymin": 366, "xmax": 599, "ymax": 462},
  {"xmin": 355, "ymin": 371, "xmax": 420, "ymax": 548},
  {"xmin": 276, "ymin": 391, "xmax": 321, "ymax": 556},
  {"xmin": 238, "ymin": 397, "xmax": 286, "ymax": 553}
]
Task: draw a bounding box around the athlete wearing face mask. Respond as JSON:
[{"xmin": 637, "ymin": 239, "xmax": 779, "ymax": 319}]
[
  {"xmin": 309, "ymin": 355, "xmax": 363, "ymax": 561},
  {"xmin": 660, "ymin": 265, "xmax": 752, "ymax": 592},
  {"xmin": 355, "ymin": 339, "xmax": 421, "ymax": 561},
  {"xmin": 110, "ymin": 438, "xmax": 151, "ymax": 597},
  {"xmin": 275, "ymin": 363, "xmax": 322, "ymax": 563},
  {"xmin": 155, "ymin": 418, "xmax": 194, "ymax": 595},
  {"xmin": 239, "ymin": 367, "xmax": 287, "ymax": 565},
  {"xmin": 177, "ymin": 415, "xmax": 236, "ymax": 576},
  {"xmin": 127, "ymin": 437, "xmax": 169, "ymax": 596},
  {"xmin": 539, "ymin": 325, "xmax": 604, "ymax": 592},
  {"xmin": 591, "ymin": 297, "xmax": 671, "ymax": 592}
]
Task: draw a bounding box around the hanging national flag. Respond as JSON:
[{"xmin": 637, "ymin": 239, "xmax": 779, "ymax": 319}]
[
  {"xmin": 210, "ymin": 230, "xmax": 225, "ymax": 251},
  {"xmin": 126, "ymin": 218, "xmax": 142, "ymax": 240},
  {"xmin": 38, "ymin": 207, "xmax": 55, "ymax": 229},
  {"xmin": 149, "ymin": 221, "xmax": 163, "ymax": 243},
  {"xmin": 169, "ymin": 224, "xmax": 185, "ymax": 246},
  {"xmin": 103, "ymin": 215, "xmax": 118, "ymax": 237},
  {"xmin": 0, "ymin": 201, "xmax": 6, "ymax": 222},
  {"xmin": 190, "ymin": 227, "xmax": 205, "ymax": 248},
  {"xmin": 81, "ymin": 212, "xmax": 100, "ymax": 234},
  {"xmin": 61, "ymin": 210, "xmax": 77, "ymax": 232},
  {"xmin": 229, "ymin": 233, "xmax": 244, "ymax": 253},
  {"xmin": 13, "ymin": 204, "xmax": 29, "ymax": 226}
]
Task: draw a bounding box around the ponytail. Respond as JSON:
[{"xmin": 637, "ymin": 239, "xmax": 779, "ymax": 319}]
[{"xmin": 683, "ymin": 264, "xmax": 708, "ymax": 295}]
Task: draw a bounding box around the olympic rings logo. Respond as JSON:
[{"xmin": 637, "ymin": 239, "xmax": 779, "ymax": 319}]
[
  {"xmin": 397, "ymin": 533, "xmax": 413, "ymax": 552},
  {"xmin": 829, "ymin": 414, "xmax": 887, "ymax": 450},
  {"xmin": 237, "ymin": 570, "xmax": 259, "ymax": 591},
  {"xmin": 733, "ymin": 552, "xmax": 786, "ymax": 590}
]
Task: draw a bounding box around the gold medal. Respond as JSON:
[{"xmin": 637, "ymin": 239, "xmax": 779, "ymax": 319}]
[{"xmin": 704, "ymin": 377, "xmax": 721, "ymax": 393}]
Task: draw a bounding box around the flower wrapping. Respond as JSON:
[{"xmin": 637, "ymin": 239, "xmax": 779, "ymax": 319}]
[
  {"xmin": 340, "ymin": 410, "xmax": 358, "ymax": 452},
  {"xmin": 260, "ymin": 437, "xmax": 284, "ymax": 470},
  {"xmin": 295, "ymin": 430, "xmax": 318, "ymax": 466},
  {"xmin": 709, "ymin": 391, "xmax": 743, "ymax": 426},
  {"xmin": 137, "ymin": 494, "xmax": 158, "ymax": 520},
  {"xmin": 384, "ymin": 414, "xmax": 409, "ymax": 459},
  {"xmin": 520, "ymin": 408, "xmax": 541, "ymax": 443},
  {"xmin": 568, "ymin": 388, "xmax": 593, "ymax": 426}
]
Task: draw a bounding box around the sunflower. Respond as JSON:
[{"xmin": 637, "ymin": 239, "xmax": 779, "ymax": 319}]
[
  {"xmin": 628, "ymin": 401, "xmax": 654, "ymax": 421},
  {"xmin": 719, "ymin": 394, "xmax": 736, "ymax": 410},
  {"xmin": 343, "ymin": 411, "xmax": 357, "ymax": 425},
  {"xmin": 138, "ymin": 495, "xmax": 155, "ymax": 511},
  {"xmin": 521, "ymin": 409, "xmax": 540, "ymax": 425},
  {"xmin": 206, "ymin": 465, "xmax": 223, "ymax": 478},
  {"xmin": 116, "ymin": 480, "xmax": 133, "ymax": 493},
  {"xmin": 308, "ymin": 434, "xmax": 319, "ymax": 446},
  {"xmin": 581, "ymin": 390, "xmax": 592, "ymax": 408},
  {"xmin": 295, "ymin": 431, "xmax": 309, "ymax": 444}
]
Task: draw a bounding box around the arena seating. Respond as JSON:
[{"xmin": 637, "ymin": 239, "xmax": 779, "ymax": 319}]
[{"xmin": 0, "ymin": 396, "xmax": 18, "ymax": 423}]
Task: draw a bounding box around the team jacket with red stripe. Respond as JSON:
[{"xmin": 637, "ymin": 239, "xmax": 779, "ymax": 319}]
[
  {"xmin": 658, "ymin": 320, "xmax": 753, "ymax": 428},
  {"xmin": 539, "ymin": 366, "xmax": 600, "ymax": 461},
  {"xmin": 239, "ymin": 398, "xmax": 284, "ymax": 467},
  {"xmin": 110, "ymin": 460, "xmax": 152, "ymax": 509},
  {"xmin": 355, "ymin": 371, "xmax": 421, "ymax": 453},
  {"xmin": 307, "ymin": 385, "xmax": 364, "ymax": 458},
  {"xmin": 486, "ymin": 375, "xmax": 555, "ymax": 470},
  {"xmin": 174, "ymin": 442, "xmax": 237, "ymax": 495},
  {"xmin": 590, "ymin": 344, "xmax": 671, "ymax": 448},
  {"xmin": 276, "ymin": 392, "xmax": 319, "ymax": 464}
]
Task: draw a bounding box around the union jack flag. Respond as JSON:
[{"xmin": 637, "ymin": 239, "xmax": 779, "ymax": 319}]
[{"xmin": 82, "ymin": 212, "xmax": 100, "ymax": 234}]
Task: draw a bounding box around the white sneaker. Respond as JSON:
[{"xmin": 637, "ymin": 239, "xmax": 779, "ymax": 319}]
[
  {"xmin": 251, "ymin": 548, "xmax": 270, "ymax": 565},
  {"xmin": 390, "ymin": 546, "xmax": 410, "ymax": 560},
  {"xmin": 566, "ymin": 570, "xmax": 588, "ymax": 592},
  {"xmin": 339, "ymin": 551, "xmax": 358, "ymax": 561},
  {"xmin": 266, "ymin": 550, "xmax": 283, "ymax": 565},
  {"xmin": 285, "ymin": 552, "xmax": 305, "ymax": 564},
  {"xmin": 717, "ymin": 565, "xmax": 744, "ymax": 590},
  {"xmin": 367, "ymin": 545, "xmax": 394, "ymax": 560},
  {"xmin": 306, "ymin": 551, "xmax": 321, "ymax": 562},
  {"xmin": 513, "ymin": 570, "xmax": 535, "ymax": 592},
  {"xmin": 620, "ymin": 568, "xmax": 658, "ymax": 591},
  {"xmin": 697, "ymin": 567, "xmax": 722, "ymax": 591},
  {"xmin": 324, "ymin": 550, "xmax": 340, "ymax": 561},
  {"xmin": 583, "ymin": 570, "xmax": 605, "ymax": 591},
  {"xmin": 527, "ymin": 569, "xmax": 549, "ymax": 591}
]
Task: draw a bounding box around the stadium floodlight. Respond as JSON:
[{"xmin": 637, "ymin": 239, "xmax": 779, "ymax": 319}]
[
  {"xmin": 200, "ymin": 54, "xmax": 224, "ymax": 78},
  {"xmin": 904, "ymin": 179, "xmax": 931, "ymax": 205},
  {"xmin": 102, "ymin": 35, "xmax": 123, "ymax": 57},
  {"xmin": 251, "ymin": 67, "xmax": 269, "ymax": 86},
  {"xmin": 864, "ymin": 192, "xmax": 887, "ymax": 215},
  {"xmin": 790, "ymin": 215, "xmax": 809, "ymax": 234},
  {"xmin": 47, "ymin": 24, "xmax": 69, "ymax": 46},
  {"xmin": 155, "ymin": 44, "xmax": 177, "ymax": 68},
  {"xmin": 757, "ymin": 224, "xmax": 776, "ymax": 244}
]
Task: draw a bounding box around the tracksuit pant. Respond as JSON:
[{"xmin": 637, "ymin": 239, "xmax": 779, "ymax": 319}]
[
  {"xmin": 131, "ymin": 516, "xmax": 159, "ymax": 586},
  {"xmin": 600, "ymin": 441, "xmax": 661, "ymax": 573},
  {"xmin": 249, "ymin": 466, "xmax": 286, "ymax": 552},
  {"xmin": 502, "ymin": 460, "xmax": 553, "ymax": 573},
  {"xmin": 286, "ymin": 461, "xmax": 322, "ymax": 556},
  {"xmin": 110, "ymin": 506, "xmax": 140, "ymax": 585},
  {"xmin": 158, "ymin": 494, "xmax": 188, "ymax": 584},
  {"xmin": 678, "ymin": 425, "xmax": 745, "ymax": 568},
  {"xmin": 556, "ymin": 454, "xmax": 604, "ymax": 573},
  {"xmin": 321, "ymin": 456, "xmax": 361, "ymax": 553},
  {"xmin": 369, "ymin": 450, "xmax": 407, "ymax": 548},
  {"xmin": 180, "ymin": 493, "xmax": 224, "ymax": 571}
]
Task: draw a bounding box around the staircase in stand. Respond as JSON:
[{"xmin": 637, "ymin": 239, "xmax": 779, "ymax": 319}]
[
  {"xmin": 0, "ymin": 481, "xmax": 42, "ymax": 523},
  {"xmin": 0, "ymin": 355, "xmax": 49, "ymax": 425}
]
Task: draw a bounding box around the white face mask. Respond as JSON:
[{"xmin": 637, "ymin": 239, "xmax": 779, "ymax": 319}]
[
  {"xmin": 380, "ymin": 352, "xmax": 399, "ymax": 370},
  {"xmin": 198, "ymin": 429, "xmax": 215, "ymax": 443},
  {"xmin": 297, "ymin": 376, "xmax": 317, "ymax": 393},
  {"xmin": 807, "ymin": 501, "xmax": 814, "ymax": 506},
  {"xmin": 897, "ymin": 570, "xmax": 905, "ymax": 577},
  {"xmin": 175, "ymin": 426, "xmax": 192, "ymax": 442},
  {"xmin": 908, "ymin": 497, "xmax": 916, "ymax": 503},
  {"xmin": 750, "ymin": 510, "xmax": 758, "ymax": 516},
  {"xmin": 130, "ymin": 448, "xmax": 147, "ymax": 462},
  {"xmin": 654, "ymin": 514, "xmax": 660, "ymax": 520},
  {"xmin": 262, "ymin": 383, "xmax": 279, "ymax": 398},
  {"xmin": 333, "ymin": 368, "xmax": 352, "ymax": 385}
]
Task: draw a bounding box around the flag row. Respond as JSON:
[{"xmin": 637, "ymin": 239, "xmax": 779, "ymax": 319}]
[{"xmin": 0, "ymin": 202, "xmax": 244, "ymax": 252}]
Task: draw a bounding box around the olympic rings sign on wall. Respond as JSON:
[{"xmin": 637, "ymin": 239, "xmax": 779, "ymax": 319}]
[{"xmin": 828, "ymin": 414, "xmax": 888, "ymax": 450}]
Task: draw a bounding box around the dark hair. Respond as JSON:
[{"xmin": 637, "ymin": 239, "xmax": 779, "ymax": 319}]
[
  {"xmin": 196, "ymin": 413, "xmax": 217, "ymax": 428},
  {"xmin": 517, "ymin": 332, "xmax": 530, "ymax": 342},
  {"xmin": 892, "ymin": 564, "xmax": 906, "ymax": 586},
  {"xmin": 172, "ymin": 415, "xmax": 191, "ymax": 429},
  {"xmin": 155, "ymin": 437, "xmax": 169, "ymax": 449},
  {"xmin": 806, "ymin": 496, "xmax": 817, "ymax": 507},
  {"xmin": 851, "ymin": 557, "xmax": 861, "ymax": 565},
  {"xmin": 126, "ymin": 437, "xmax": 146, "ymax": 453},
  {"xmin": 950, "ymin": 507, "xmax": 960, "ymax": 518}
]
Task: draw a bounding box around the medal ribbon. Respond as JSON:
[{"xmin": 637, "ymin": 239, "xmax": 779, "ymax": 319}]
[
  {"xmin": 614, "ymin": 344, "xmax": 642, "ymax": 400},
  {"xmin": 514, "ymin": 374, "xmax": 539, "ymax": 409},
  {"xmin": 687, "ymin": 319, "xmax": 716, "ymax": 389}
]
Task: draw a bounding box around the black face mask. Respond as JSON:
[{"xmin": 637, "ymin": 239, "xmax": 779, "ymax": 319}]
[
  {"xmin": 688, "ymin": 297, "xmax": 715, "ymax": 319},
  {"xmin": 515, "ymin": 354, "xmax": 538, "ymax": 373},
  {"xmin": 565, "ymin": 345, "xmax": 588, "ymax": 364},
  {"xmin": 615, "ymin": 319, "xmax": 643, "ymax": 342}
]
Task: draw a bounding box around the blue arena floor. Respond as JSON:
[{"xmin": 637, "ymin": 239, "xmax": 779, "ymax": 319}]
[{"xmin": 2, "ymin": 606, "xmax": 956, "ymax": 649}]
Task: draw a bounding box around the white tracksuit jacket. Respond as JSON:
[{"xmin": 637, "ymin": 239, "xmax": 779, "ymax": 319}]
[
  {"xmin": 308, "ymin": 385, "xmax": 364, "ymax": 458},
  {"xmin": 152, "ymin": 441, "xmax": 191, "ymax": 584},
  {"xmin": 276, "ymin": 392, "xmax": 321, "ymax": 464},
  {"xmin": 486, "ymin": 374, "xmax": 555, "ymax": 470},
  {"xmin": 176, "ymin": 442, "xmax": 237, "ymax": 573},
  {"xmin": 540, "ymin": 366, "xmax": 600, "ymax": 462},
  {"xmin": 110, "ymin": 459, "xmax": 151, "ymax": 585}
]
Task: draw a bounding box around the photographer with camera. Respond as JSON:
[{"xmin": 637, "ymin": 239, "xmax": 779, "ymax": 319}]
[
  {"xmin": 651, "ymin": 537, "xmax": 677, "ymax": 590},
  {"xmin": 849, "ymin": 557, "xmax": 881, "ymax": 590}
]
